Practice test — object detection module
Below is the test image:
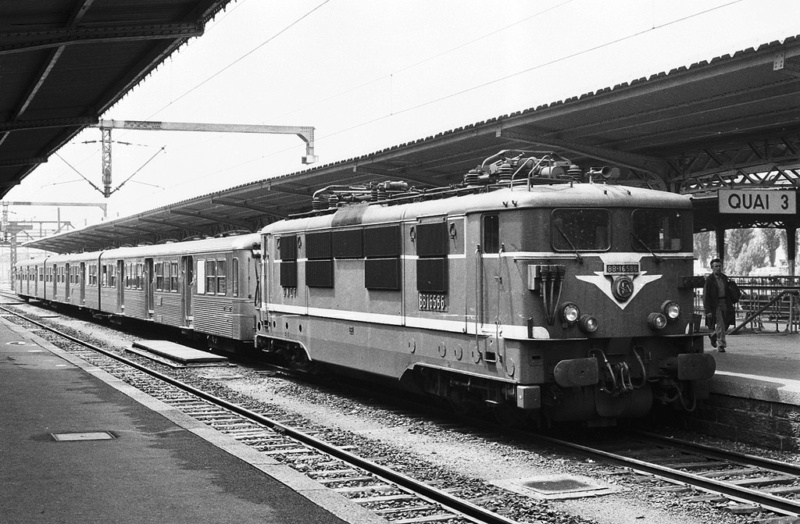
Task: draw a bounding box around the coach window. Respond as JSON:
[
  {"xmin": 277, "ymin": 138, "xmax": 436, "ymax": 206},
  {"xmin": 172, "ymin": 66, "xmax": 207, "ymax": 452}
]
[
  {"xmin": 196, "ymin": 260, "xmax": 205, "ymax": 294},
  {"xmin": 216, "ymin": 260, "xmax": 227, "ymax": 295},
  {"xmin": 109, "ymin": 265, "xmax": 116, "ymax": 287},
  {"xmin": 206, "ymin": 260, "xmax": 217, "ymax": 294},
  {"xmin": 482, "ymin": 214, "xmax": 500, "ymax": 254},
  {"xmin": 89, "ymin": 265, "xmax": 97, "ymax": 286},
  {"xmin": 631, "ymin": 209, "xmax": 684, "ymax": 252},
  {"xmin": 232, "ymin": 258, "xmax": 239, "ymax": 297},
  {"xmin": 155, "ymin": 262, "xmax": 164, "ymax": 291},
  {"xmin": 551, "ymin": 209, "xmax": 610, "ymax": 251},
  {"xmin": 170, "ymin": 262, "xmax": 179, "ymax": 292}
]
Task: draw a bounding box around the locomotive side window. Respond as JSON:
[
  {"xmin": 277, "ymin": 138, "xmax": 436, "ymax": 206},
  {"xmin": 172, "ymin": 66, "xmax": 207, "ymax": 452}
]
[
  {"xmin": 482, "ymin": 214, "xmax": 500, "ymax": 253},
  {"xmin": 551, "ymin": 209, "xmax": 610, "ymax": 251},
  {"xmin": 631, "ymin": 209, "xmax": 684, "ymax": 252}
]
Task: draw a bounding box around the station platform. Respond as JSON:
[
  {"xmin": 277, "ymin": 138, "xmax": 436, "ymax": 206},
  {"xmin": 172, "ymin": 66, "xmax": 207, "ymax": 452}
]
[
  {"xmin": 0, "ymin": 316, "xmax": 384, "ymax": 524},
  {"xmin": 708, "ymin": 329, "xmax": 800, "ymax": 405}
]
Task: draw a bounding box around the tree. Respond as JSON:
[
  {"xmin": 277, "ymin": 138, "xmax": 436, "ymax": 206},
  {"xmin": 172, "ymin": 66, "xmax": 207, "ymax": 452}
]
[
  {"xmin": 762, "ymin": 228, "xmax": 784, "ymax": 266},
  {"xmin": 693, "ymin": 231, "xmax": 714, "ymax": 269}
]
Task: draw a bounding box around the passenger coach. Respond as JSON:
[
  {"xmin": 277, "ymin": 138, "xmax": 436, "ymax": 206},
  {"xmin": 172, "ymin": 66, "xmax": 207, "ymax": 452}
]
[{"xmin": 15, "ymin": 234, "xmax": 262, "ymax": 350}]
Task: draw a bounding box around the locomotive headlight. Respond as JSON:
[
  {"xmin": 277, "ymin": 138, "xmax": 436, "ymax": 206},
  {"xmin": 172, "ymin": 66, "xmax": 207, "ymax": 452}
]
[
  {"xmin": 661, "ymin": 300, "xmax": 681, "ymax": 321},
  {"xmin": 559, "ymin": 302, "xmax": 580, "ymax": 325},
  {"xmin": 579, "ymin": 314, "xmax": 598, "ymax": 333},
  {"xmin": 647, "ymin": 312, "xmax": 668, "ymax": 330}
]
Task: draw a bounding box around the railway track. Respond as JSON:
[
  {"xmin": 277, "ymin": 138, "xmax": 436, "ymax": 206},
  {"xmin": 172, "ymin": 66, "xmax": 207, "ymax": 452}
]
[
  {"xmin": 6, "ymin": 296, "xmax": 800, "ymax": 522},
  {"xmin": 536, "ymin": 431, "xmax": 800, "ymax": 519},
  {"xmin": 0, "ymin": 303, "xmax": 520, "ymax": 524}
]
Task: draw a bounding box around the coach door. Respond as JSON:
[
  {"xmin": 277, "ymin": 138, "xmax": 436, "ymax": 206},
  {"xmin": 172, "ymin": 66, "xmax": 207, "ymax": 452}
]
[
  {"xmin": 145, "ymin": 258, "xmax": 154, "ymax": 319},
  {"xmin": 181, "ymin": 256, "xmax": 193, "ymax": 327},
  {"xmin": 79, "ymin": 263, "xmax": 86, "ymax": 305},
  {"xmin": 65, "ymin": 263, "xmax": 70, "ymax": 302},
  {"xmin": 117, "ymin": 260, "xmax": 125, "ymax": 313}
]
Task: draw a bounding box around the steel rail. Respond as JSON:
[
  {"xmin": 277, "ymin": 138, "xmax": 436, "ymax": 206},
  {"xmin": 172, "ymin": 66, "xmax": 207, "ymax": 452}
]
[
  {"xmin": 633, "ymin": 430, "xmax": 800, "ymax": 476},
  {"xmin": 533, "ymin": 433, "xmax": 800, "ymax": 517},
  {"xmin": 0, "ymin": 304, "xmax": 519, "ymax": 524}
]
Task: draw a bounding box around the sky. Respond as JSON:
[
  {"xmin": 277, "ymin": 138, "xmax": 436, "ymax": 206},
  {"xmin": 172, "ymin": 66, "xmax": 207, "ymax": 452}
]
[{"xmin": 6, "ymin": 0, "xmax": 800, "ymax": 237}]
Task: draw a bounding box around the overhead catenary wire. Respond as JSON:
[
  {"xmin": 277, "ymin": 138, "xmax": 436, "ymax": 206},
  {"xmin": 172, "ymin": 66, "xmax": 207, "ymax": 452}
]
[{"xmin": 158, "ymin": 0, "xmax": 747, "ymax": 191}]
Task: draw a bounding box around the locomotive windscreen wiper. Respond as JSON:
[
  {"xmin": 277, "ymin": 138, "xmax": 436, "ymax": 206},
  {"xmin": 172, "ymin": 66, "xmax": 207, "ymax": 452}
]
[
  {"xmin": 630, "ymin": 233, "xmax": 663, "ymax": 264},
  {"xmin": 554, "ymin": 224, "xmax": 583, "ymax": 263}
]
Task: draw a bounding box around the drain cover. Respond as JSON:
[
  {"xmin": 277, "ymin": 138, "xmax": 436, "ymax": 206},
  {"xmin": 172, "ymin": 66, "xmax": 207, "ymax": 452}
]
[
  {"xmin": 52, "ymin": 432, "xmax": 115, "ymax": 442},
  {"xmin": 490, "ymin": 474, "xmax": 619, "ymax": 500},
  {"xmin": 524, "ymin": 478, "xmax": 594, "ymax": 493}
]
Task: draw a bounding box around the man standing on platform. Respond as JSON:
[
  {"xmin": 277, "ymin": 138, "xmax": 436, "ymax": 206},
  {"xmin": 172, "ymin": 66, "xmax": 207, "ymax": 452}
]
[{"xmin": 703, "ymin": 258, "xmax": 734, "ymax": 352}]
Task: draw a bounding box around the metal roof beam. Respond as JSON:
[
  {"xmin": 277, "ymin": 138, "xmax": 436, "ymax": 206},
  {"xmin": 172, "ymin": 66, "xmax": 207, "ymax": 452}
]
[
  {"xmin": 209, "ymin": 197, "xmax": 286, "ymax": 219},
  {"xmin": 137, "ymin": 217, "xmax": 209, "ymax": 237},
  {"xmin": 0, "ymin": 158, "xmax": 48, "ymax": 167},
  {"xmin": 168, "ymin": 209, "xmax": 252, "ymax": 230},
  {"xmin": 0, "ymin": 23, "xmax": 204, "ymax": 55},
  {"xmin": 0, "ymin": 117, "xmax": 97, "ymax": 132}
]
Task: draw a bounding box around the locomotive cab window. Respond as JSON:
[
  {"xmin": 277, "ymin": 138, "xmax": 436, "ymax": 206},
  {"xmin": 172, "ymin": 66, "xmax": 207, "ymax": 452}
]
[
  {"xmin": 631, "ymin": 209, "xmax": 684, "ymax": 252},
  {"xmin": 551, "ymin": 209, "xmax": 610, "ymax": 251}
]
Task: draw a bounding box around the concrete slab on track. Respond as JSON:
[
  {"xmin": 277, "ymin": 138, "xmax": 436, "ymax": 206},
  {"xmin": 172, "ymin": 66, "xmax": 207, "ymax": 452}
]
[{"xmin": 132, "ymin": 339, "xmax": 228, "ymax": 365}]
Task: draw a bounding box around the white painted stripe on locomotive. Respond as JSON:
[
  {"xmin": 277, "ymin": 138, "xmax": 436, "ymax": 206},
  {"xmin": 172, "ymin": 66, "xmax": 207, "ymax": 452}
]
[
  {"xmin": 287, "ymin": 252, "xmax": 691, "ymax": 263},
  {"xmin": 266, "ymin": 303, "xmax": 550, "ymax": 339},
  {"xmin": 496, "ymin": 251, "xmax": 694, "ymax": 260}
]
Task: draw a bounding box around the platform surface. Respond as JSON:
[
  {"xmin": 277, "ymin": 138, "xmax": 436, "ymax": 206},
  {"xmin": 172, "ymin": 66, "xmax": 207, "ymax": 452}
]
[
  {"xmin": 0, "ymin": 316, "xmax": 383, "ymax": 524},
  {"xmin": 707, "ymin": 329, "xmax": 800, "ymax": 405}
]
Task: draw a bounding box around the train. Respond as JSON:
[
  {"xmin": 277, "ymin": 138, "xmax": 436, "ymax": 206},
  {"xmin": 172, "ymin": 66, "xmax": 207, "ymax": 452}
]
[{"xmin": 14, "ymin": 151, "xmax": 716, "ymax": 426}]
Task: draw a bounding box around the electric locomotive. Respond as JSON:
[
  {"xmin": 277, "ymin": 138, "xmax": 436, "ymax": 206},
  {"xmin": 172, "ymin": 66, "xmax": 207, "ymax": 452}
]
[{"xmin": 256, "ymin": 151, "xmax": 715, "ymax": 425}]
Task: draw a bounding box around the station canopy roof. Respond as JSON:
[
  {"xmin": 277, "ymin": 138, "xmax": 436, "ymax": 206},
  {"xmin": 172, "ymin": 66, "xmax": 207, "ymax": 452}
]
[
  {"xmin": 19, "ymin": 33, "xmax": 800, "ymax": 254},
  {"xmin": 0, "ymin": 0, "xmax": 232, "ymax": 197}
]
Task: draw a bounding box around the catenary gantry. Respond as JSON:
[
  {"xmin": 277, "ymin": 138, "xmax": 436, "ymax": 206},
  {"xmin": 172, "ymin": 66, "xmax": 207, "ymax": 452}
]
[{"xmin": 14, "ymin": 30, "xmax": 800, "ymax": 256}]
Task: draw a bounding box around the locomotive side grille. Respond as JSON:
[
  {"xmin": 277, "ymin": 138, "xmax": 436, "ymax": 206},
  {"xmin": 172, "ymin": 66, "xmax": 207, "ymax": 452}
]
[
  {"xmin": 417, "ymin": 258, "xmax": 448, "ymax": 293},
  {"xmin": 306, "ymin": 259, "xmax": 333, "ymax": 288}
]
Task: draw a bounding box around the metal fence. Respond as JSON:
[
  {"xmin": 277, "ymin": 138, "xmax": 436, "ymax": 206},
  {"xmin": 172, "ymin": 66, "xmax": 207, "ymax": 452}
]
[{"xmin": 694, "ymin": 275, "xmax": 800, "ymax": 334}]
